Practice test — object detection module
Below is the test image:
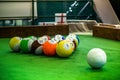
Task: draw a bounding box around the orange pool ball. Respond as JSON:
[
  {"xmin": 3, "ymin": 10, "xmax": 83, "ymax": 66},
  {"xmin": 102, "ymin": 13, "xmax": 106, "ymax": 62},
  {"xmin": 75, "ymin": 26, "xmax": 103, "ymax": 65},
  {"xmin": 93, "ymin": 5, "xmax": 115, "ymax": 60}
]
[{"xmin": 43, "ymin": 40, "xmax": 57, "ymax": 56}]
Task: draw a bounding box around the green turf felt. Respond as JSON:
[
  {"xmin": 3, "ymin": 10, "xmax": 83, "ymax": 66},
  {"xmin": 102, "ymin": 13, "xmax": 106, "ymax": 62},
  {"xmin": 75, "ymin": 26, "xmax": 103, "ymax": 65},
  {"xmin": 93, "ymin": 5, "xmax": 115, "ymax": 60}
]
[{"xmin": 0, "ymin": 35, "xmax": 120, "ymax": 80}]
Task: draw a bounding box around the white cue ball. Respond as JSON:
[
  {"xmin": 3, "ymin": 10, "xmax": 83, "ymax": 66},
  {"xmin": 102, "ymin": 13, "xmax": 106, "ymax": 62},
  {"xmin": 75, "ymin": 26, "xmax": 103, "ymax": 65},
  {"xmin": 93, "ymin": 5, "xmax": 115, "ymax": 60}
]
[{"xmin": 87, "ymin": 48, "xmax": 107, "ymax": 69}]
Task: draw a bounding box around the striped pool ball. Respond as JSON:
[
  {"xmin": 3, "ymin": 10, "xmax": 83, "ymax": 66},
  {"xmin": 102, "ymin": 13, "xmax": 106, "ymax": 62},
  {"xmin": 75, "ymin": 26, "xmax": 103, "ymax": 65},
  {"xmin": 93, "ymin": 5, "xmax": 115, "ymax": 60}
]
[
  {"xmin": 54, "ymin": 34, "xmax": 65, "ymax": 42},
  {"xmin": 9, "ymin": 36, "xmax": 22, "ymax": 52},
  {"xmin": 20, "ymin": 38, "xmax": 34, "ymax": 53},
  {"xmin": 66, "ymin": 36, "xmax": 78, "ymax": 50},
  {"xmin": 28, "ymin": 36, "xmax": 37, "ymax": 41},
  {"xmin": 38, "ymin": 35, "xmax": 51, "ymax": 45},
  {"xmin": 31, "ymin": 40, "xmax": 43, "ymax": 55}
]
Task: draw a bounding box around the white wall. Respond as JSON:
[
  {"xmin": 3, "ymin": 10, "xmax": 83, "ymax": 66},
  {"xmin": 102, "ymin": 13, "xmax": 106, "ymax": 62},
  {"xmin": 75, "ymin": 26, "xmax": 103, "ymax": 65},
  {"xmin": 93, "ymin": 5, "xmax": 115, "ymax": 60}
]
[
  {"xmin": 93, "ymin": 0, "xmax": 120, "ymax": 24},
  {"xmin": 0, "ymin": 1, "xmax": 37, "ymax": 17}
]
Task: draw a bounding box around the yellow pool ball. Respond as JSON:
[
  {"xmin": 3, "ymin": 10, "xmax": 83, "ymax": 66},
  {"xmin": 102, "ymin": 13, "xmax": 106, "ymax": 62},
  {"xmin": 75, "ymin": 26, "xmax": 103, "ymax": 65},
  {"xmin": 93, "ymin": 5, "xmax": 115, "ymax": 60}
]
[{"xmin": 9, "ymin": 36, "xmax": 22, "ymax": 52}]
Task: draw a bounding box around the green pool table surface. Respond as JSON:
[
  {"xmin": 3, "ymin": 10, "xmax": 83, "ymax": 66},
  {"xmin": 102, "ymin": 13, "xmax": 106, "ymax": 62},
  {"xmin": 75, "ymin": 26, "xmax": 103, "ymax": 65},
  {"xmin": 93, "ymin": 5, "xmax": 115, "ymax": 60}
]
[{"xmin": 0, "ymin": 35, "xmax": 120, "ymax": 80}]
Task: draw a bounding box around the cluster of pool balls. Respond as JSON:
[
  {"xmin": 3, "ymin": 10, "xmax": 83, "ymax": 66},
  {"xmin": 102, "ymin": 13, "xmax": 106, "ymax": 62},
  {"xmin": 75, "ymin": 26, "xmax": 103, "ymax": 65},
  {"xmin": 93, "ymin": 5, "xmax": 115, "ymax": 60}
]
[
  {"xmin": 9, "ymin": 34, "xmax": 107, "ymax": 69},
  {"xmin": 9, "ymin": 34, "xmax": 80, "ymax": 58}
]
